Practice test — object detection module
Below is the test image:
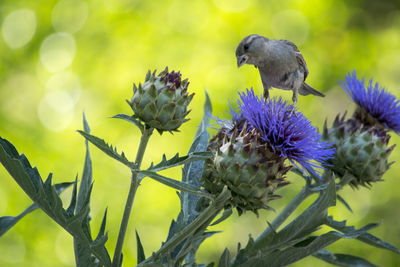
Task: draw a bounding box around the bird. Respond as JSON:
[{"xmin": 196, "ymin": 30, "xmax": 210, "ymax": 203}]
[{"xmin": 236, "ymin": 34, "xmax": 324, "ymax": 106}]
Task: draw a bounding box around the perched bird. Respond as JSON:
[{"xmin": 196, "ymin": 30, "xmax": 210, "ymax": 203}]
[{"xmin": 236, "ymin": 34, "xmax": 324, "ymax": 105}]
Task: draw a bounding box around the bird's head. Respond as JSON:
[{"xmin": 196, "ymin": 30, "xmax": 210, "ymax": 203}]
[{"xmin": 236, "ymin": 34, "xmax": 268, "ymax": 68}]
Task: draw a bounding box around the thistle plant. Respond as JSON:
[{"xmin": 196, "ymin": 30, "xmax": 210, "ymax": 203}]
[
  {"xmin": 202, "ymin": 89, "xmax": 334, "ymax": 215},
  {"xmin": 323, "ymin": 71, "xmax": 399, "ymax": 188},
  {"xmin": 1, "ymin": 69, "xmax": 399, "ymax": 267}
]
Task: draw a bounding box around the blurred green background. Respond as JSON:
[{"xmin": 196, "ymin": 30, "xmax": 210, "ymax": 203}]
[{"xmin": 1, "ymin": 0, "xmax": 400, "ymax": 266}]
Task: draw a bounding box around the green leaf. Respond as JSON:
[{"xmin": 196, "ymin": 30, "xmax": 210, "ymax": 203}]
[
  {"xmin": 139, "ymin": 170, "xmax": 213, "ymax": 199},
  {"xmin": 313, "ymin": 250, "xmax": 378, "ymax": 267},
  {"xmin": 238, "ymin": 222, "xmax": 378, "ymax": 267},
  {"xmin": 218, "ymin": 248, "xmax": 231, "ymax": 267},
  {"xmin": 67, "ymin": 177, "xmax": 78, "ymax": 216},
  {"xmin": 148, "ymin": 152, "xmax": 212, "ymax": 173},
  {"xmin": 249, "ymin": 233, "xmax": 347, "ymax": 267},
  {"xmin": 233, "ymin": 175, "xmax": 337, "ymax": 266},
  {"xmin": 74, "ymin": 241, "xmax": 95, "ymax": 267},
  {"xmin": 210, "ymin": 208, "xmax": 233, "ymax": 226},
  {"xmin": 95, "ymin": 208, "xmax": 108, "ymax": 242},
  {"xmin": 337, "ymin": 194, "xmax": 353, "ymax": 213},
  {"xmin": 77, "ymin": 130, "xmax": 136, "ymax": 170},
  {"xmin": 269, "ymin": 220, "xmax": 378, "ymax": 266},
  {"xmin": 256, "ymin": 175, "xmax": 336, "ymax": 251},
  {"xmin": 76, "ymin": 113, "xmax": 93, "ymax": 214},
  {"xmin": 159, "ymin": 91, "xmax": 213, "ymax": 264},
  {"xmin": 0, "ymin": 182, "xmax": 73, "ymax": 237},
  {"xmin": 181, "ymin": 91, "xmax": 212, "ymax": 224},
  {"xmin": 74, "ymin": 114, "xmax": 96, "ymax": 267},
  {"xmin": 0, "ymin": 136, "xmax": 111, "ymax": 267},
  {"xmin": 111, "ymin": 114, "xmax": 144, "ymax": 133},
  {"xmin": 326, "ymin": 217, "xmax": 400, "ymax": 254},
  {"xmin": 136, "ymin": 230, "xmax": 146, "ymax": 264},
  {"xmin": 176, "ymin": 230, "xmax": 221, "ymax": 265}
]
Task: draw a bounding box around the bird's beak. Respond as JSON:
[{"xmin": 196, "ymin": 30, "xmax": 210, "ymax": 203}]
[{"xmin": 237, "ymin": 55, "xmax": 248, "ymax": 68}]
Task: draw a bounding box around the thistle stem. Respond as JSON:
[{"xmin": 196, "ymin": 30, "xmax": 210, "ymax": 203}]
[
  {"xmin": 112, "ymin": 127, "xmax": 153, "ymax": 267},
  {"xmin": 254, "ymin": 184, "xmax": 312, "ymax": 247},
  {"xmin": 138, "ymin": 187, "xmax": 231, "ymax": 266}
]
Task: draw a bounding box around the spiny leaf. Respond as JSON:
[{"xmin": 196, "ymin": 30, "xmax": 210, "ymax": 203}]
[
  {"xmin": 337, "ymin": 194, "xmax": 353, "ymax": 213},
  {"xmin": 181, "ymin": 91, "xmax": 212, "ymax": 224},
  {"xmin": 238, "ymin": 222, "xmax": 377, "ymax": 267},
  {"xmin": 0, "ymin": 181, "xmax": 73, "ymax": 237},
  {"xmin": 74, "ymin": 241, "xmax": 95, "ymax": 267},
  {"xmin": 326, "ymin": 216, "xmax": 400, "ymax": 254},
  {"xmin": 255, "ymin": 175, "xmax": 336, "ymax": 251},
  {"xmin": 175, "ymin": 91, "xmax": 212, "ymax": 263},
  {"xmin": 136, "ymin": 230, "xmax": 146, "ymax": 264},
  {"xmin": 77, "ymin": 130, "xmax": 135, "ymax": 170},
  {"xmin": 218, "ymin": 248, "xmax": 231, "ymax": 267},
  {"xmin": 95, "ymin": 208, "xmax": 108, "ymax": 243},
  {"xmin": 313, "ymin": 249, "xmax": 378, "ymax": 267},
  {"xmin": 155, "ymin": 91, "xmax": 213, "ymax": 265},
  {"xmin": 233, "ymin": 176, "xmax": 336, "ymax": 266},
  {"xmin": 76, "ymin": 112, "xmax": 93, "ymax": 214},
  {"xmin": 139, "ymin": 170, "xmax": 213, "ymax": 199},
  {"xmin": 74, "ymin": 113, "xmax": 95, "ymax": 267},
  {"xmin": 0, "ymin": 136, "xmax": 111, "ymax": 266},
  {"xmin": 111, "ymin": 114, "xmax": 144, "ymax": 133},
  {"xmin": 67, "ymin": 177, "xmax": 78, "ymax": 216},
  {"xmin": 148, "ymin": 151, "xmax": 212, "ymax": 173},
  {"xmin": 211, "ymin": 208, "xmax": 233, "ymax": 226},
  {"xmin": 176, "ymin": 230, "xmax": 221, "ymax": 265}
]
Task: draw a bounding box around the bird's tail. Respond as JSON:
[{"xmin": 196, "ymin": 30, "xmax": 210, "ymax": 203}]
[{"xmin": 299, "ymin": 83, "xmax": 325, "ymax": 97}]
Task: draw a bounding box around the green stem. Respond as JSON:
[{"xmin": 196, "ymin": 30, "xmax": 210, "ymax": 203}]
[
  {"xmin": 112, "ymin": 127, "xmax": 153, "ymax": 267},
  {"xmin": 254, "ymin": 184, "xmax": 312, "ymax": 247},
  {"xmin": 139, "ymin": 187, "xmax": 231, "ymax": 266}
]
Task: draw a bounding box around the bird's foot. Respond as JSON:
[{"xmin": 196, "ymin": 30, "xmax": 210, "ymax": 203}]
[{"xmin": 289, "ymin": 105, "xmax": 298, "ymax": 118}]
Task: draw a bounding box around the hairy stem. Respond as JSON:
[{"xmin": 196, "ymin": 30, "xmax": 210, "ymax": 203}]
[
  {"xmin": 112, "ymin": 127, "xmax": 153, "ymax": 267},
  {"xmin": 139, "ymin": 187, "xmax": 231, "ymax": 266}
]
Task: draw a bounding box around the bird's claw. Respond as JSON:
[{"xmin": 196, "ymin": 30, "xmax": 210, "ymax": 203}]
[{"xmin": 289, "ymin": 106, "xmax": 298, "ymax": 118}]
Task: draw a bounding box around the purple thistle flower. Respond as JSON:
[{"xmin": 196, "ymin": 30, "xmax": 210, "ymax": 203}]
[
  {"xmin": 341, "ymin": 71, "xmax": 400, "ymax": 134},
  {"xmin": 238, "ymin": 88, "xmax": 335, "ymax": 178}
]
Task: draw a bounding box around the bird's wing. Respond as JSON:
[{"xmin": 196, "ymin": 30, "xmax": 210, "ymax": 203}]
[{"xmin": 279, "ymin": 40, "xmax": 309, "ymax": 80}]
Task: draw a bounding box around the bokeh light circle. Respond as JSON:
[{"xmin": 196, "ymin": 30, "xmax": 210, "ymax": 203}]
[
  {"xmin": 39, "ymin": 33, "xmax": 76, "ymax": 72},
  {"xmin": 38, "ymin": 90, "xmax": 75, "ymax": 132},
  {"xmin": 1, "ymin": 9, "xmax": 36, "ymax": 49},
  {"xmin": 46, "ymin": 71, "xmax": 81, "ymax": 104},
  {"xmin": 270, "ymin": 10, "xmax": 310, "ymax": 45},
  {"xmin": 52, "ymin": 0, "xmax": 89, "ymax": 33}
]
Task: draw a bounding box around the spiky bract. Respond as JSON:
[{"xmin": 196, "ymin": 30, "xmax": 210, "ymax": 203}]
[{"xmin": 128, "ymin": 67, "xmax": 193, "ymax": 134}]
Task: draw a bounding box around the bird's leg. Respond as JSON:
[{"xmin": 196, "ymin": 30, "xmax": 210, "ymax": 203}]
[
  {"xmin": 292, "ymin": 87, "xmax": 298, "ymax": 105},
  {"xmin": 290, "ymin": 88, "xmax": 298, "ymax": 116},
  {"xmin": 263, "ymin": 88, "xmax": 269, "ymax": 100}
]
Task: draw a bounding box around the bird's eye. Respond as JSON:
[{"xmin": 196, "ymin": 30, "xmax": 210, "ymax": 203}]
[{"xmin": 244, "ymin": 43, "xmax": 249, "ymax": 51}]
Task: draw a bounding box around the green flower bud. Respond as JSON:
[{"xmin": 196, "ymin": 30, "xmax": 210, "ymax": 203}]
[
  {"xmin": 128, "ymin": 67, "xmax": 194, "ymax": 134},
  {"xmin": 202, "ymin": 124, "xmax": 291, "ymax": 215},
  {"xmin": 322, "ymin": 114, "xmax": 395, "ymax": 188}
]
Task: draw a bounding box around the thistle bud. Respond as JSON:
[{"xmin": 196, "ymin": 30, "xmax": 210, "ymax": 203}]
[
  {"xmin": 203, "ymin": 125, "xmax": 291, "ymax": 215},
  {"xmin": 128, "ymin": 67, "xmax": 194, "ymax": 133},
  {"xmin": 322, "ymin": 71, "xmax": 399, "ymax": 187},
  {"xmin": 323, "ymin": 114, "xmax": 394, "ymax": 188}
]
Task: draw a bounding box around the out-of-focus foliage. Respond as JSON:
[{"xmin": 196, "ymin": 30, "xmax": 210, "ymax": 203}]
[{"xmin": 0, "ymin": 0, "xmax": 399, "ymax": 266}]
